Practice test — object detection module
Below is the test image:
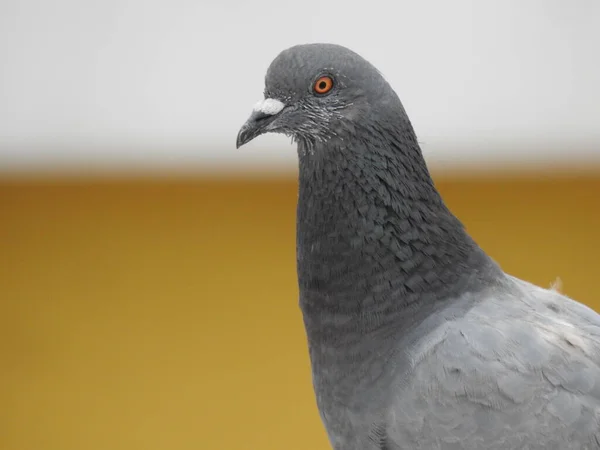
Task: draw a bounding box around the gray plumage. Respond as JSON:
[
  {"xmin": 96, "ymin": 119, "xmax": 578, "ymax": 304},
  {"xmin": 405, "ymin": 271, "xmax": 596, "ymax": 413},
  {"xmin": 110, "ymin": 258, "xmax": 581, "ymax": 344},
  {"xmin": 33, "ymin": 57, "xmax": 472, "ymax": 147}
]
[{"xmin": 237, "ymin": 43, "xmax": 600, "ymax": 449}]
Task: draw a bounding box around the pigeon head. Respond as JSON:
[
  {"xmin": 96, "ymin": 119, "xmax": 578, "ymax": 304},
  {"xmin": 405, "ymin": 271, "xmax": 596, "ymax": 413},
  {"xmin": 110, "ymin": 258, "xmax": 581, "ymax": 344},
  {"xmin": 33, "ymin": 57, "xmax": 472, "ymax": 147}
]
[{"xmin": 236, "ymin": 43, "xmax": 404, "ymax": 150}]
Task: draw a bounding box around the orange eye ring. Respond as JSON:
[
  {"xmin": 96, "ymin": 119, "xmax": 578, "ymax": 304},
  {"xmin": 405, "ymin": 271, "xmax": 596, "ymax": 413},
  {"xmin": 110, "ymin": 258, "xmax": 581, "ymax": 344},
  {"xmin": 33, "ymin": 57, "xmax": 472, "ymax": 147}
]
[{"xmin": 313, "ymin": 76, "xmax": 334, "ymax": 95}]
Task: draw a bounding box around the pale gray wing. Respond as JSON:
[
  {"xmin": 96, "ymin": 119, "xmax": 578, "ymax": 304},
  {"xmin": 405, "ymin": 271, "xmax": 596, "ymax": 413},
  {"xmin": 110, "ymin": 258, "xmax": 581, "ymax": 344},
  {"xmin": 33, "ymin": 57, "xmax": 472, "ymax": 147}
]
[{"xmin": 383, "ymin": 279, "xmax": 600, "ymax": 450}]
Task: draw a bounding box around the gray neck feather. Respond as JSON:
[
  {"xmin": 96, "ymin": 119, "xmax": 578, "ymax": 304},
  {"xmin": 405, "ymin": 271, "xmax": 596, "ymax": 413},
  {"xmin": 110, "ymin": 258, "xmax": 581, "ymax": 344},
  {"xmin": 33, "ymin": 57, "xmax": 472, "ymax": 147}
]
[{"xmin": 296, "ymin": 115, "xmax": 500, "ymax": 352}]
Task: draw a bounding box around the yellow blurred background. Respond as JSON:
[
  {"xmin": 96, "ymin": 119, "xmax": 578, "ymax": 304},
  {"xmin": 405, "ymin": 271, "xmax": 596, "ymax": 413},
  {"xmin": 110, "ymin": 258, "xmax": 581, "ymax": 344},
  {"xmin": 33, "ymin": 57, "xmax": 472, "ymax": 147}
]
[{"xmin": 2, "ymin": 172, "xmax": 599, "ymax": 450}]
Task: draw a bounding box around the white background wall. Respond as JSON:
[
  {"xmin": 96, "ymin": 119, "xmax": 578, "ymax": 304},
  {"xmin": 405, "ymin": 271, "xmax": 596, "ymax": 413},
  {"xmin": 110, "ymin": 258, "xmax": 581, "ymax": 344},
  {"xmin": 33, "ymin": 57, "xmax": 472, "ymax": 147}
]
[{"xmin": 1, "ymin": 0, "xmax": 599, "ymax": 174}]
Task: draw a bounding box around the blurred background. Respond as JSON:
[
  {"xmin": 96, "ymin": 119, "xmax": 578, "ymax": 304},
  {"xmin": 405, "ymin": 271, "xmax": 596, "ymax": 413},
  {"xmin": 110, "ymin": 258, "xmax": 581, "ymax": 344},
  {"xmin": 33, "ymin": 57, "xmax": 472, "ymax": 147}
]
[{"xmin": 1, "ymin": 1, "xmax": 599, "ymax": 449}]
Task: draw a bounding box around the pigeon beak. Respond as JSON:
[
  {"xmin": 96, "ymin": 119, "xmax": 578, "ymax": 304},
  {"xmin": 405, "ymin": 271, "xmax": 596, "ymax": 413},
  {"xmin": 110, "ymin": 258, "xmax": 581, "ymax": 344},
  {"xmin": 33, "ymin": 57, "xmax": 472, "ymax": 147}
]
[
  {"xmin": 236, "ymin": 110, "xmax": 275, "ymax": 149},
  {"xmin": 236, "ymin": 98, "xmax": 286, "ymax": 148}
]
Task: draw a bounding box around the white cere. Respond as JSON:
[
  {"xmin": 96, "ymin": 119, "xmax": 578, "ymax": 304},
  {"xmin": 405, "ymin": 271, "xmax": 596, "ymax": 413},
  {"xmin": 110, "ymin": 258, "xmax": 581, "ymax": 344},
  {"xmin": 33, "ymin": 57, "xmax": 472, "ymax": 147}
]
[{"xmin": 253, "ymin": 98, "xmax": 285, "ymax": 115}]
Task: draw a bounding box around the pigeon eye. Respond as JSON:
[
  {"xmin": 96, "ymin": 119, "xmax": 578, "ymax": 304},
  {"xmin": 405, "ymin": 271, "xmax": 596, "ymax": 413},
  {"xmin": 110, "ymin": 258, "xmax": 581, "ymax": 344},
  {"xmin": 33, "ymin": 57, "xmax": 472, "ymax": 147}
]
[{"xmin": 313, "ymin": 76, "xmax": 334, "ymax": 95}]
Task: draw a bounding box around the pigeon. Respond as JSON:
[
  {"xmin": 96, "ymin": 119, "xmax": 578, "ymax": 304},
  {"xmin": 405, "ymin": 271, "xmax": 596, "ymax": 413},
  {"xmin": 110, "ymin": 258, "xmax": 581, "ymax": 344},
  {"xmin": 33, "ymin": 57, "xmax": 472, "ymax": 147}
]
[{"xmin": 236, "ymin": 43, "xmax": 600, "ymax": 449}]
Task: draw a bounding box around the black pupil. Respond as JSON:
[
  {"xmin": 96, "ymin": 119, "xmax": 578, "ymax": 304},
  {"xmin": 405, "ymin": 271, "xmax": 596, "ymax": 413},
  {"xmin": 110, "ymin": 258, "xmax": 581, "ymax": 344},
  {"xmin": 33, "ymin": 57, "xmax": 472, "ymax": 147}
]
[{"xmin": 318, "ymin": 80, "xmax": 327, "ymax": 90}]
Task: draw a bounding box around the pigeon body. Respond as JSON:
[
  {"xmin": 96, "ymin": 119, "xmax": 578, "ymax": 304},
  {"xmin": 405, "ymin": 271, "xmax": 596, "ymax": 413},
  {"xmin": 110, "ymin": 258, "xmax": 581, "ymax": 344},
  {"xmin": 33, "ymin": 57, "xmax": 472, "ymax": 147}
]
[{"xmin": 237, "ymin": 44, "xmax": 600, "ymax": 449}]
